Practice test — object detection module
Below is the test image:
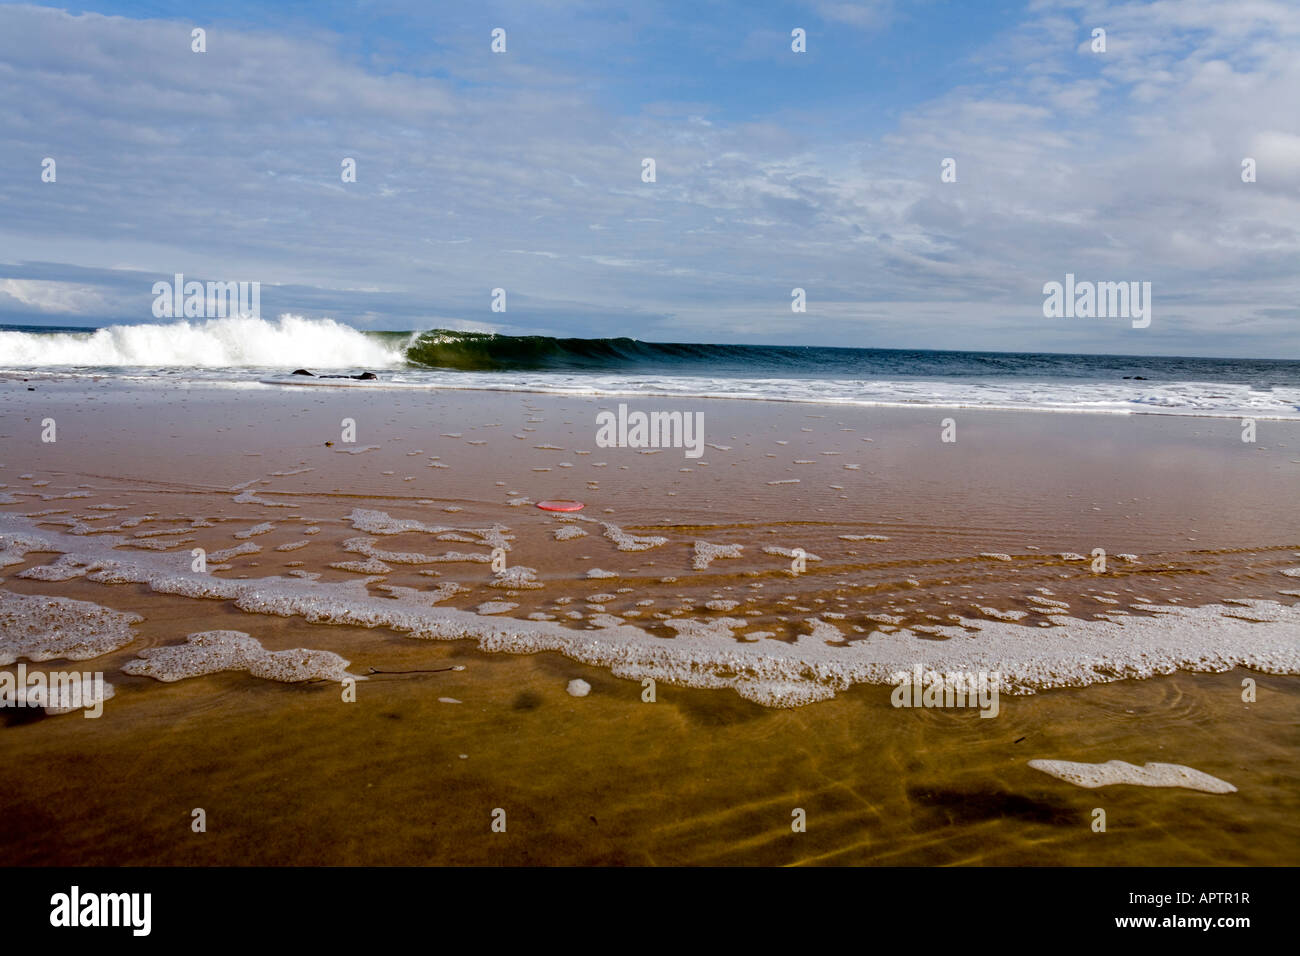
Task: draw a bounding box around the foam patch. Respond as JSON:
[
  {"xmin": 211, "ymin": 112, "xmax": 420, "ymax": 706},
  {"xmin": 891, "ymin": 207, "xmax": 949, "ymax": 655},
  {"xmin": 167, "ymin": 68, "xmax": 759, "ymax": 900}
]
[
  {"xmin": 603, "ymin": 523, "xmax": 668, "ymax": 552},
  {"xmin": 693, "ymin": 540, "xmax": 744, "ymax": 570},
  {"xmin": 16, "ymin": 554, "xmax": 97, "ymax": 582},
  {"xmin": 490, "ymin": 565, "xmax": 542, "ymax": 589},
  {"xmin": 0, "ymin": 532, "xmax": 50, "ymax": 568},
  {"xmin": 1028, "ymin": 759, "xmax": 1237, "ymax": 794},
  {"xmin": 347, "ymin": 508, "xmax": 512, "ymax": 550},
  {"xmin": 122, "ymin": 630, "xmax": 358, "ymax": 684},
  {"xmin": 207, "ymin": 542, "xmax": 260, "ymax": 562},
  {"xmin": 234, "ymin": 522, "xmax": 276, "ymax": 539},
  {"xmin": 0, "ymin": 590, "xmax": 141, "ymax": 664}
]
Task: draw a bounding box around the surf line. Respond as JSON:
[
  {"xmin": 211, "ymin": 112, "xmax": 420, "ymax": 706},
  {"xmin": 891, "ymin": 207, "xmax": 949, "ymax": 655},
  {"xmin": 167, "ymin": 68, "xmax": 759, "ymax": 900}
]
[{"xmin": 595, "ymin": 402, "xmax": 705, "ymax": 459}]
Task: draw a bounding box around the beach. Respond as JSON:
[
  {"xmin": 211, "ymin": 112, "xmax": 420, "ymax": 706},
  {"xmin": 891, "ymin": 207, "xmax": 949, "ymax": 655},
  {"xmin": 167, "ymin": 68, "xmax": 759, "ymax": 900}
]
[{"xmin": 2, "ymin": 373, "xmax": 1297, "ymax": 865}]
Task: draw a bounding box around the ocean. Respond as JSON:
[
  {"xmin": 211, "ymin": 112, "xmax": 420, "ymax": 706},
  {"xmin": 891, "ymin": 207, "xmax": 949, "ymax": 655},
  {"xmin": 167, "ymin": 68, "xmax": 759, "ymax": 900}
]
[{"xmin": 3, "ymin": 315, "xmax": 1300, "ymax": 418}]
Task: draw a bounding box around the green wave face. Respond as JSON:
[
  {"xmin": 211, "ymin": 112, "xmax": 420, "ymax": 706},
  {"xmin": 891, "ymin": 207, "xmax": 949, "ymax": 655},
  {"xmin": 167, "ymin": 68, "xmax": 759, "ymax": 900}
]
[{"xmin": 402, "ymin": 329, "xmax": 655, "ymax": 371}]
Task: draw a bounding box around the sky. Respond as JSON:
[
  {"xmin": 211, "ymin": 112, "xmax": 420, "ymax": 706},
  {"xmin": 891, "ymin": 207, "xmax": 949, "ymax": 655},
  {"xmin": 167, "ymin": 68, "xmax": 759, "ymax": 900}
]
[{"xmin": 0, "ymin": 0, "xmax": 1297, "ymax": 357}]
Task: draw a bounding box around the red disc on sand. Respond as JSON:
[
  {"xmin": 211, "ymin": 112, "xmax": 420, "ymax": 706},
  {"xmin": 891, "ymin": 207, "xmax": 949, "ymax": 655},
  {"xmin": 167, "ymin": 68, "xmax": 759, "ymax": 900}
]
[{"xmin": 537, "ymin": 500, "xmax": 585, "ymax": 512}]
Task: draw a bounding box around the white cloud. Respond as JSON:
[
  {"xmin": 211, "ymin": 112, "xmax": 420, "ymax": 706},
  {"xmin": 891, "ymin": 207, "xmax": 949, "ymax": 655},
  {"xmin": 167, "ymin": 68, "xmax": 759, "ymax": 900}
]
[
  {"xmin": 0, "ymin": 279, "xmax": 106, "ymax": 313},
  {"xmin": 803, "ymin": 1, "xmax": 894, "ymax": 29}
]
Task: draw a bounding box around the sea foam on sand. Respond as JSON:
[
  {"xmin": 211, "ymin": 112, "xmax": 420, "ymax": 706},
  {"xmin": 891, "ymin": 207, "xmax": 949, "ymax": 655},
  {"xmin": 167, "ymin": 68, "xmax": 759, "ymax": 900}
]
[
  {"xmin": 122, "ymin": 630, "xmax": 358, "ymax": 684},
  {"xmin": 4, "ymin": 516, "xmax": 1300, "ymax": 708},
  {"xmin": 1029, "ymin": 759, "xmax": 1237, "ymax": 794},
  {"xmin": 0, "ymin": 590, "xmax": 141, "ymax": 663}
]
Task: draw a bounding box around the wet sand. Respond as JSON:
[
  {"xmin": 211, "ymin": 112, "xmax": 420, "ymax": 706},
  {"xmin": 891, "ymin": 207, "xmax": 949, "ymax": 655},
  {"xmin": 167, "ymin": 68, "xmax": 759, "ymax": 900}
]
[{"xmin": 1, "ymin": 375, "xmax": 1298, "ymax": 864}]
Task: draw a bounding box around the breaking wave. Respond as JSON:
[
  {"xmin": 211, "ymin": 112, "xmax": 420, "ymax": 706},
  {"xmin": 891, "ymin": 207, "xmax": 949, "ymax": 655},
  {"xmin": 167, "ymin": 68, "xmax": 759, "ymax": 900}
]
[{"xmin": 0, "ymin": 315, "xmax": 407, "ymax": 368}]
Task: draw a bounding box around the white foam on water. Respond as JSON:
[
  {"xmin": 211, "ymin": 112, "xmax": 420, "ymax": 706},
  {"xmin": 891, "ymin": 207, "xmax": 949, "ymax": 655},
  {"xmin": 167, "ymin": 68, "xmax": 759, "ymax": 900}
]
[
  {"xmin": 40, "ymin": 490, "xmax": 93, "ymax": 501},
  {"xmin": 0, "ymin": 589, "xmax": 141, "ymax": 663},
  {"xmin": 0, "ymin": 532, "xmax": 51, "ymax": 568},
  {"xmin": 330, "ymin": 557, "xmax": 392, "ymax": 574},
  {"xmin": 346, "ymin": 507, "xmax": 449, "ymax": 536},
  {"xmin": 763, "ymin": 546, "xmax": 821, "ymax": 561},
  {"xmin": 122, "ymin": 629, "xmax": 358, "ymax": 683},
  {"xmin": 377, "ymin": 582, "xmax": 467, "ymax": 605},
  {"xmin": 346, "ymin": 508, "xmax": 512, "ymax": 550},
  {"xmin": 602, "ymin": 523, "xmax": 668, "ymax": 552},
  {"xmin": 490, "ymin": 567, "xmax": 542, "ymax": 589},
  {"xmin": 431, "ymin": 551, "xmax": 492, "ymax": 564},
  {"xmin": 16, "ymin": 554, "xmax": 97, "ymax": 581},
  {"xmin": 4, "ymin": 516, "xmax": 1300, "ymax": 709},
  {"xmin": 234, "ymin": 522, "xmax": 276, "ymax": 539},
  {"xmin": 977, "ymin": 606, "xmax": 1028, "ymax": 621},
  {"xmin": 233, "ymin": 489, "xmax": 292, "ymax": 507},
  {"xmin": 664, "ymin": 616, "xmax": 748, "ymax": 640},
  {"xmin": 343, "ymin": 536, "xmax": 445, "ymax": 564},
  {"xmin": 207, "ymin": 542, "xmax": 260, "ymax": 562},
  {"xmin": 1028, "ymin": 759, "xmax": 1237, "ymax": 794},
  {"xmin": 805, "ymin": 618, "xmax": 845, "ymax": 641},
  {"xmin": 693, "ymin": 540, "xmax": 744, "ymax": 570},
  {"xmin": 1, "ymin": 315, "xmax": 405, "ymax": 367},
  {"xmin": 118, "ymin": 537, "xmax": 194, "ymax": 551},
  {"xmin": 133, "ymin": 526, "xmax": 195, "ymax": 539}
]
